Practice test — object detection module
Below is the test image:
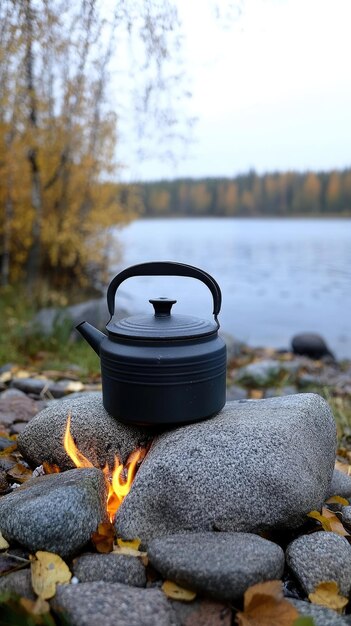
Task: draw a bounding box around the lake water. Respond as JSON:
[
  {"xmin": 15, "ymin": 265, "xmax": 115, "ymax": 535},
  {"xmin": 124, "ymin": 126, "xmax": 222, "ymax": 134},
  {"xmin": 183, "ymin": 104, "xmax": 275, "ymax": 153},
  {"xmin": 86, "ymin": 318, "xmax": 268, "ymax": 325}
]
[{"xmin": 109, "ymin": 218, "xmax": 351, "ymax": 359}]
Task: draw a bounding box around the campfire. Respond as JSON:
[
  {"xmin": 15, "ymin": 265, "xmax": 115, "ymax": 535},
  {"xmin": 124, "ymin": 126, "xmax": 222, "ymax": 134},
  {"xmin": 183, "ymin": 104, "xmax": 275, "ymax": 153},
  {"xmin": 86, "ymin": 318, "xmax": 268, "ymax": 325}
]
[{"xmin": 63, "ymin": 414, "xmax": 146, "ymax": 522}]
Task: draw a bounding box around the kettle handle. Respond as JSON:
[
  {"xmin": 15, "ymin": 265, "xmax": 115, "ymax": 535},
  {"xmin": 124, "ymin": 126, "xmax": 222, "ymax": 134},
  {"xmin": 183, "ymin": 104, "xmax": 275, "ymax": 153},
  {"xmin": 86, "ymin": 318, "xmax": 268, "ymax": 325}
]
[{"xmin": 107, "ymin": 261, "xmax": 222, "ymax": 324}]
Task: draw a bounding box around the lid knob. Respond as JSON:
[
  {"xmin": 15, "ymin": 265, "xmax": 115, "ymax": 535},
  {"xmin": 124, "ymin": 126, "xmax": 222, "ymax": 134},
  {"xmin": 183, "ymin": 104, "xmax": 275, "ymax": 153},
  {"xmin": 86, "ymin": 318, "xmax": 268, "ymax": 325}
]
[{"xmin": 149, "ymin": 298, "xmax": 177, "ymax": 317}]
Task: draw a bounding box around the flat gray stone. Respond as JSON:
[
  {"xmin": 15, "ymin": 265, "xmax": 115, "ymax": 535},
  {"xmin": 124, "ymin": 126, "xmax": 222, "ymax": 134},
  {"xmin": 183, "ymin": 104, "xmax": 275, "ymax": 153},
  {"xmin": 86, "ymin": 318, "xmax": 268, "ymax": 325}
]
[
  {"xmin": 116, "ymin": 394, "xmax": 336, "ymax": 543},
  {"xmin": 72, "ymin": 553, "xmax": 146, "ymax": 586},
  {"xmin": 286, "ymin": 531, "xmax": 351, "ymax": 595},
  {"xmin": 52, "ymin": 581, "xmax": 176, "ymax": 626},
  {"xmin": 32, "ymin": 298, "xmax": 128, "ymax": 340},
  {"xmin": 289, "ymin": 599, "xmax": 349, "ymax": 626},
  {"xmin": 10, "ymin": 378, "xmax": 79, "ymax": 399},
  {"xmin": 0, "ymin": 468, "xmax": 107, "ymax": 558},
  {"xmin": 18, "ymin": 392, "xmax": 154, "ymax": 470},
  {"xmin": 327, "ymin": 469, "xmax": 351, "ymax": 499},
  {"xmin": 147, "ymin": 532, "xmax": 284, "ymax": 602},
  {"xmin": 0, "ymin": 570, "xmax": 35, "ymax": 600},
  {"xmin": 0, "ymin": 393, "xmax": 40, "ymax": 425}
]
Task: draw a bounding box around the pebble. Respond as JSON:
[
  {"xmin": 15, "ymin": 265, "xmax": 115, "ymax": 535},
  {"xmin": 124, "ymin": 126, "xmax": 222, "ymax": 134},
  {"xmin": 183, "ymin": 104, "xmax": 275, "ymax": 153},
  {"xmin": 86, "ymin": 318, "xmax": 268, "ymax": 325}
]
[
  {"xmin": 147, "ymin": 532, "xmax": 284, "ymax": 602},
  {"xmin": 0, "ymin": 392, "xmax": 41, "ymax": 426},
  {"xmin": 72, "ymin": 553, "xmax": 146, "ymax": 587},
  {"xmin": 286, "ymin": 531, "xmax": 351, "ymax": 596},
  {"xmin": 341, "ymin": 506, "xmax": 351, "ymax": 525},
  {"xmin": 327, "ymin": 469, "xmax": 351, "ymax": 499},
  {"xmin": 289, "ymin": 599, "xmax": 350, "ymax": 626},
  {"xmin": 52, "ymin": 581, "xmax": 176, "ymax": 626},
  {"xmin": 291, "ymin": 333, "xmax": 334, "ymax": 360},
  {"xmin": 0, "ymin": 569, "xmax": 35, "ymax": 600},
  {"xmin": 0, "ymin": 468, "xmax": 107, "ymax": 558}
]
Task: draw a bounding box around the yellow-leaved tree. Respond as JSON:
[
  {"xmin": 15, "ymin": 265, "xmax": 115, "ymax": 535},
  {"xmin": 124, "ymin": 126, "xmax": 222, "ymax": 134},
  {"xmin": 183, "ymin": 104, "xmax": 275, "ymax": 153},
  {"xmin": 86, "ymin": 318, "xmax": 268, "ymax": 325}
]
[{"xmin": 0, "ymin": 0, "xmax": 188, "ymax": 292}]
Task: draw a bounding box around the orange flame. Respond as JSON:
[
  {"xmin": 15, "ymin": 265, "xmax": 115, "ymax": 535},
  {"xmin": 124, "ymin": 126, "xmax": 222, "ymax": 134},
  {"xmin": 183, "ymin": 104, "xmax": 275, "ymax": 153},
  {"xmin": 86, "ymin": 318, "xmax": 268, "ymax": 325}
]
[{"xmin": 63, "ymin": 413, "xmax": 145, "ymax": 522}]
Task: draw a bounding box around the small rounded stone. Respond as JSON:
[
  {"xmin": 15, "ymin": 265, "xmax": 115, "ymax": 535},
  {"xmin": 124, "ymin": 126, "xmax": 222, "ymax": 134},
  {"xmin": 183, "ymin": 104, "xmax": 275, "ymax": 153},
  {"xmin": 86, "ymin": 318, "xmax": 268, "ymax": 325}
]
[{"xmin": 147, "ymin": 531, "xmax": 284, "ymax": 602}]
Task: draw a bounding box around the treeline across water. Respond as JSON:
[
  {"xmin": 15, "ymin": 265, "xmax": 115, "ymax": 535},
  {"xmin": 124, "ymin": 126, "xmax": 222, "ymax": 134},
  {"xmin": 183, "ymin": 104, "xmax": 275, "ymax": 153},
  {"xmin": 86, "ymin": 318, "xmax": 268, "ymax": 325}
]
[{"xmin": 135, "ymin": 169, "xmax": 351, "ymax": 217}]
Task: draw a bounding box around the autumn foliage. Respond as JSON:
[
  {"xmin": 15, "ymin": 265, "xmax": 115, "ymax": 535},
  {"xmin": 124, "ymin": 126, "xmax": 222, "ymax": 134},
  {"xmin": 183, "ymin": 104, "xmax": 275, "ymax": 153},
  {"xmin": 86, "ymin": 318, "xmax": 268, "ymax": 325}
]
[{"xmin": 0, "ymin": 0, "xmax": 139, "ymax": 290}]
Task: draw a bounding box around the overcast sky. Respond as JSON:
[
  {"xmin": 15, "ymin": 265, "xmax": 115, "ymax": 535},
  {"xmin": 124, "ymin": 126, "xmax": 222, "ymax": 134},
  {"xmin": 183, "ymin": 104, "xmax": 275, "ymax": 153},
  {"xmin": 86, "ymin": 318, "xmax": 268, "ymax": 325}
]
[{"xmin": 118, "ymin": 0, "xmax": 351, "ymax": 181}]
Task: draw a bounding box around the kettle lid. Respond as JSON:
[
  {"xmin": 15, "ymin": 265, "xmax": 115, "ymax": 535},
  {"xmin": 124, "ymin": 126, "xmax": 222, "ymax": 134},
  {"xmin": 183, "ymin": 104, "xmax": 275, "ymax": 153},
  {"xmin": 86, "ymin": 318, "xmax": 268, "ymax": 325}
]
[{"xmin": 107, "ymin": 297, "xmax": 217, "ymax": 340}]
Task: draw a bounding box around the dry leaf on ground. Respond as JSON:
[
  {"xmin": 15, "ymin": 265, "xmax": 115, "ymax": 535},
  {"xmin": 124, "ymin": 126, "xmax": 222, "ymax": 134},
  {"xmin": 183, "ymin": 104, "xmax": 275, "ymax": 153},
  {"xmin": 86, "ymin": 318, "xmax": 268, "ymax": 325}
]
[
  {"xmin": 117, "ymin": 538, "xmax": 141, "ymax": 550},
  {"xmin": 307, "ymin": 508, "xmax": 349, "ymax": 536},
  {"xmin": 30, "ymin": 551, "xmax": 71, "ymax": 599},
  {"xmin": 91, "ymin": 522, "xmax": 115, "ymax": 553},
  {"xmin": 64, "ymin": 381, "xmax": 84, "ymax": 393},
  {"xmin": 114, "ymin": 538, "xmax": 148, "ymax": 564},
  {"xmin": 162, "ymin": 580, "xmax": 196, "ymax": 601},
  {"xmin": 236, "ymin": 580, "xmax": 299, "ymax": 626},
  {"xmin": 0, "ymin": 530, "xmax": 9, "ymax": 550},
  {"xmin": 6, "ymin": 462, "xmax": 33, "ymax": 483},
  {"xmin": 308, "ymin": 581, "xmax": 348, "ymax": 613},
  {"xmin": 325, "ymin": 496, "xmax": 349, "ymax": 506}
]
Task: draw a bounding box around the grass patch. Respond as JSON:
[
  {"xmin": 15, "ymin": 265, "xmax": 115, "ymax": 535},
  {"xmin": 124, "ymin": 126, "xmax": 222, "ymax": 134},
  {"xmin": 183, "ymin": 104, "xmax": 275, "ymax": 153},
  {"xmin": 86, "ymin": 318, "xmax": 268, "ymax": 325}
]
[{"xmin": 0, "ymin": 285, "xmax": 100, "ymax": 377}]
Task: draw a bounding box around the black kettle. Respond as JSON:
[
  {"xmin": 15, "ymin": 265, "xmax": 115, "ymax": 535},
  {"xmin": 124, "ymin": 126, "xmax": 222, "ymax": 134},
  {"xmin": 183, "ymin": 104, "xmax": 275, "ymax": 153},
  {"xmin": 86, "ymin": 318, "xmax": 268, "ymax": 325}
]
[{"xmin": 76, "ymin": 261, "xmax": 226, "ymax": 426}]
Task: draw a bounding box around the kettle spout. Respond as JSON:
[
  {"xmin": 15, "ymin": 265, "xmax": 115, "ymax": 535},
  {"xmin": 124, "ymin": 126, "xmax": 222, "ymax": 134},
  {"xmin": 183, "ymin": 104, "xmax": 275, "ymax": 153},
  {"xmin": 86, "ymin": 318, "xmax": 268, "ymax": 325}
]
[{"xmin": 76, "ymin": 321, "xmax": 106, "ymax": 356}]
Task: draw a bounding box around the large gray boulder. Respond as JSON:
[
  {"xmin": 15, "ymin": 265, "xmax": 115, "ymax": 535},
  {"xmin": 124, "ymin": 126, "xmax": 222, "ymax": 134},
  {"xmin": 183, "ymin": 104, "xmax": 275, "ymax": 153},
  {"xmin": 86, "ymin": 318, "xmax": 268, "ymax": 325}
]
[
  {"xmin": 52, "ymin": 582, "xmax": 176, "ymax": 626},
  {"xmin": 0, "ymin": 468, "xmax": 107, "ymax": 558},
  {"xmin": 32, "ymin": 297, "xmax": 128, "ymax": 339},
  {"xmin": 291, "ymin": 333, "xmax": 334, "ymax": 360},
  {"xmin": 286, "ymin": 532, "xmax": 351, "ymax": 596},
  {"xmin": 18, "ymin": 392, "xmax": 155, "ymax": 470},
  {"xmin": 147, "ymin": 532, "xmax": 284, "ymax": 602},
  {"xmin": 115, "ymin": 394, "xmax": 336, "ymax": 543}
]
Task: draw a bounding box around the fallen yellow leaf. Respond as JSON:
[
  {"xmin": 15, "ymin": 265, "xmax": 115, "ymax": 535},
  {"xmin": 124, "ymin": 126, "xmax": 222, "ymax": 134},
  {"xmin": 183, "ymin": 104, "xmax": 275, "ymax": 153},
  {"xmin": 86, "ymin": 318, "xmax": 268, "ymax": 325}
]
[
  {"xmin": 7, "ymin": 462, "xmax": 33, "ymax": 483},
  {"xmin": 65, "ymin": 381, "xmax": 84, "ymax": 393},
  {"xmin": 113, "ymin": 543, "xmax": 148, "ymax": 565},
  {"xmin": 30, "ymin": 551, "xmax": 71, "ymax": 599},
  {"xmin": 117, "ymin": 538, "xmax": 141, "ymax": 550},
  {"xmin": 0, "ymin": 530, "xmax": 9, "ymax": 550},
  {"xmin": 236, "ymin": 580, "xmax": 299, "ymax": 626},
  {"xmin": 161, "ymin": 580, "xmax": 196, "ymax": 601},
  {"xmin": 326, "ymin": 496, "xmax": 349, "ymax": 506},
  {"xmin": 307, "ymin": 508, "xmax": 349, "ymax": 536},
  {"xmin": 308, "ymin": 581, "xmax": 348, "ymax": 613},
  {"xmin": 91, "ymin": 522, "xmax": 115, "ymax": 553}
]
